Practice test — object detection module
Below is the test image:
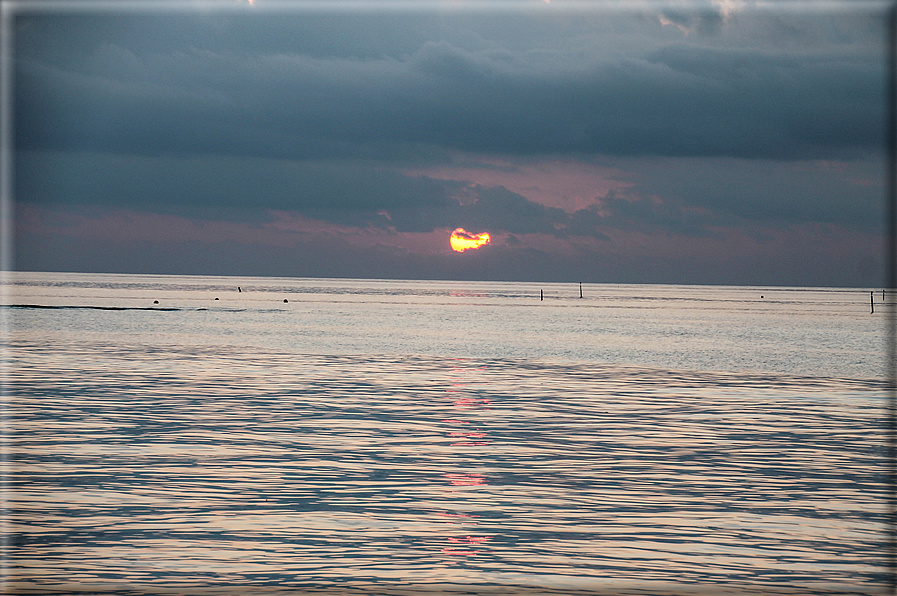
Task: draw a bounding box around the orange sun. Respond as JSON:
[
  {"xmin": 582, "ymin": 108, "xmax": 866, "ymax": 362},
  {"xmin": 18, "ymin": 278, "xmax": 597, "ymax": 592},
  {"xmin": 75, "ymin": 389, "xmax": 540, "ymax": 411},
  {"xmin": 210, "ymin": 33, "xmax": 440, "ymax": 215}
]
[{"xmin": 450, "ymin": 228, "xmax": 491, "ymax": 252}]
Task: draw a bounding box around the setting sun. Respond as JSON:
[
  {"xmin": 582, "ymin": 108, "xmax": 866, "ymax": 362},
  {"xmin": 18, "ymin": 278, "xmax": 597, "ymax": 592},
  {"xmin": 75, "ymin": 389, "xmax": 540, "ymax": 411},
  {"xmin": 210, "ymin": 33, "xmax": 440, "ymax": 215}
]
[{"xmin": 450, "ymin": 228, "xmax": 491, "ymax": 252}]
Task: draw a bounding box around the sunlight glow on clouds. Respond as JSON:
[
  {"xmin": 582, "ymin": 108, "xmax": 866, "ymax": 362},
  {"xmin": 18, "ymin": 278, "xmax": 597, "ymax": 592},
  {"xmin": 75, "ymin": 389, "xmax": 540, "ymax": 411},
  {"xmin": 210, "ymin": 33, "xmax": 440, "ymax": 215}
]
[
  {"xmin": 404, "ymin": 157, "xmax": 634, "ymax": 214},
  {"xmin": 450, "ymin": 228, "xmax": 491, "ymax": 252}
]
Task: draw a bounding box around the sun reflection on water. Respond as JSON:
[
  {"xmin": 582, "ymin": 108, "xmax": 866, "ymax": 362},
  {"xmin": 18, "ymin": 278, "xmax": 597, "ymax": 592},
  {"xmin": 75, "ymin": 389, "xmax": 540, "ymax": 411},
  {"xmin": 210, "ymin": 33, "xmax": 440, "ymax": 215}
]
[{"xmin": 437, "ymin": 364, "xmax": 495, "ymax": 561}]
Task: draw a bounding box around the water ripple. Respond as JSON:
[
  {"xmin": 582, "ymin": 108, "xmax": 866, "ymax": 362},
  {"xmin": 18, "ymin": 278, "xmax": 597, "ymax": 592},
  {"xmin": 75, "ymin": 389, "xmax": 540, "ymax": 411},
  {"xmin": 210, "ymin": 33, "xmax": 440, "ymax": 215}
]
[{"xmin": 8, "ymin": 341, "xmax": 888, "ymax": 594}]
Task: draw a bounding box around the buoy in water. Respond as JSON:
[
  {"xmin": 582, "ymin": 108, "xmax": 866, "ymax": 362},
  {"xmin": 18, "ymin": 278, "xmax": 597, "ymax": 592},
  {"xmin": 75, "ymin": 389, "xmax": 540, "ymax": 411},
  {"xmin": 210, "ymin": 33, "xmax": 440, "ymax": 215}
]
[{"xmin": 284, "ymin": 299, "xmax": 289, "ymax": 303}]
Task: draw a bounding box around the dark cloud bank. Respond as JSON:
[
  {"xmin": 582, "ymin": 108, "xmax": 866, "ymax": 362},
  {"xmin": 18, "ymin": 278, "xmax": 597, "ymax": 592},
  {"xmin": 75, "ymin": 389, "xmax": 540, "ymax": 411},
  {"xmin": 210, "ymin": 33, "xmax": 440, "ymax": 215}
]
[
  {"xmin": 16, "ymin": 12, "xmax": 882, "ymax": 160},
  {"xmin": 11, "ymin": 4, "xmax": 889, "ymax": 286}
]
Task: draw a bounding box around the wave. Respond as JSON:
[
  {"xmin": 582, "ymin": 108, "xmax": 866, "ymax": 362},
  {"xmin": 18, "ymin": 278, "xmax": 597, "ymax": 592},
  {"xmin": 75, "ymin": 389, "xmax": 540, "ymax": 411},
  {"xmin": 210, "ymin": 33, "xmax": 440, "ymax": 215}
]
[{"xmin": 5, "ymin": 304, "xmax": 181, "ymax": 312}]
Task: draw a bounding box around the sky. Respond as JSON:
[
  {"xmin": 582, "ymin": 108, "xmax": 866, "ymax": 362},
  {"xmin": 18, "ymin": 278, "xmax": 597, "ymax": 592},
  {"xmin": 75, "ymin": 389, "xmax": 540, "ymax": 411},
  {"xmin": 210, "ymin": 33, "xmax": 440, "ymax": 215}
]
[{"xmin": 7, "ymin": 0, "xmax": 891, "ymax": 286}]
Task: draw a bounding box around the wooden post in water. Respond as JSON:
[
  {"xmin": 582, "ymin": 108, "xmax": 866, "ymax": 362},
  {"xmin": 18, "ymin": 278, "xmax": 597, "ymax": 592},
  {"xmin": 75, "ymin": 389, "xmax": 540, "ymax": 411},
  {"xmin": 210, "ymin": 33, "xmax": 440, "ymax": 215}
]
[
  {"xmin": 871, "ymin": 291, "xmax": 874, "ymax": 314},
  {"xmin": 540, "ymin": 289, "xmax": 543, "ymax": 301},
  {"xmin": 579, "ymin": 282, "xmax": 583, "ymax": 298}
]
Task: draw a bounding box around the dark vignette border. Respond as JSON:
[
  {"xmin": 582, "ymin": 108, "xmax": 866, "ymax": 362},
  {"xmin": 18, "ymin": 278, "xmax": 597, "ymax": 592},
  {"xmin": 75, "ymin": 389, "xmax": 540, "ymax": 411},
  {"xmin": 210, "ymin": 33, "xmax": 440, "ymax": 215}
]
[
  {"xmin": 1, "ymin": 1, "xmax": 896, "ymax": 595},
  {"xmin": 886, "ymin": 1, "xmax": 896, "ymax": 594}
]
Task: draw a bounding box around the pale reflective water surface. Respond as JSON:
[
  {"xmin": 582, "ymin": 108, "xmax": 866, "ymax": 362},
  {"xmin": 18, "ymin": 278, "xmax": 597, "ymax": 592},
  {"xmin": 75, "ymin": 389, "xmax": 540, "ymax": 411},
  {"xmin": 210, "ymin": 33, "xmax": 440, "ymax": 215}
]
[{"xmin": 3, "ymin": 272, "xmax": 890, "ymax": 595}]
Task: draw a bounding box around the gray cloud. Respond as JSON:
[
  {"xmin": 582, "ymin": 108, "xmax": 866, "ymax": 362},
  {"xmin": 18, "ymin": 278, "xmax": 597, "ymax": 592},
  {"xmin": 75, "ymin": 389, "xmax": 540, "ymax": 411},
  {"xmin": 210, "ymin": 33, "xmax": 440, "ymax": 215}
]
[
  {"xmin": 15, "ymin": 150, "xmax": 584, "ymax": 236},
  {"xmin": 658, "ymin": 6, "xmax": 724, "ymax": 36},
  {"xmin": 15, "ymin": 213, "xmax": 882, "ymax": 288},
  {"xmin": 15, "ymin": 11, "xmax": 884, "ymax": 162},
  {"xmin": 10, "ymin": 5, "xmax": 888, "ymax": 287},
  {"xmin": 615, "ymin": 156, "xmax": 883, "ymax": 231},
  {"xmin": 16, "ymin": 150, "xmax": 455, "ymax": 221},
  {"xmin": 17, "ymin": 144, "xmax": 882, "ymax": 243},
  {"xmin": 573, "ymin": 191, "xmax": 721, "ymax": 238}
]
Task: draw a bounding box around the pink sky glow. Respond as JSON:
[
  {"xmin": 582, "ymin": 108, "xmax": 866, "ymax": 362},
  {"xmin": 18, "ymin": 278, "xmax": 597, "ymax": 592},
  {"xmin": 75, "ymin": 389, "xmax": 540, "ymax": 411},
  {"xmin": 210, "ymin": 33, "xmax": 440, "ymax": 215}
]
[
  {"xmin": 402, "ymin": 156, "xmax": 635, "ymax": 213},
  {"xmin": 18, "ymin": 203, "xmax": 879, "ymax": 269}
]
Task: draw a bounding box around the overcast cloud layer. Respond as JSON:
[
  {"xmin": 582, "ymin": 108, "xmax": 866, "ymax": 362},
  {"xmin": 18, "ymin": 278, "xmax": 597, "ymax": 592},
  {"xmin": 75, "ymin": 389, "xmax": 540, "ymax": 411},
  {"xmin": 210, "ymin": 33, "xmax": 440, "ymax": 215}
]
[{"xmin": 11, "ymin": 1, "xmax": 890, "ymax": 286}]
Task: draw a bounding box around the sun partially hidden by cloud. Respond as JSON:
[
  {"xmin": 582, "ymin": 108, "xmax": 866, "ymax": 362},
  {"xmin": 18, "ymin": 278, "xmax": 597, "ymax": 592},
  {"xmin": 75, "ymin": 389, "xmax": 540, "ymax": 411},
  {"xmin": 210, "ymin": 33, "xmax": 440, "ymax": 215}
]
[{"xmin": 450, "ymin": 228, "xmax": 491, "ymax": 252}]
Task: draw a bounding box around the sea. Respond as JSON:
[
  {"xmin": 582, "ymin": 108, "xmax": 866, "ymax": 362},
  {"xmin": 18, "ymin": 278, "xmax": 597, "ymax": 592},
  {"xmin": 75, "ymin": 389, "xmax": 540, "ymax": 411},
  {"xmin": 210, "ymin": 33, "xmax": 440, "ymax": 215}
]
[{"xmin": 2, "ymin": 271, "xmax": 892, "ymax": 595}]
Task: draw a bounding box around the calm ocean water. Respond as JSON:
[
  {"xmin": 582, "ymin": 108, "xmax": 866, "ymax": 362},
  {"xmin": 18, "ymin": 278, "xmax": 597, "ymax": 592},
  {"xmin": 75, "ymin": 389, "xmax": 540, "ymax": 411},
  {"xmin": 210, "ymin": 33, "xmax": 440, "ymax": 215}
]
[{"xmin": 2, "ymin": 272, "xmax": 891, "ymax": 595}]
